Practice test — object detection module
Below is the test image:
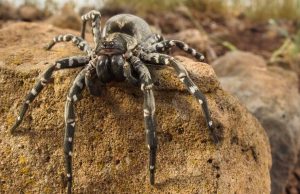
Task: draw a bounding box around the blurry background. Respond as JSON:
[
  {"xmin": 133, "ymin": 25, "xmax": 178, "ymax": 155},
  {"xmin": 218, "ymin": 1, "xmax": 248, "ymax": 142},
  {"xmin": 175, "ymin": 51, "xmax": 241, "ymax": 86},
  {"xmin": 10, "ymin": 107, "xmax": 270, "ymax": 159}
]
[
  {"xmin": 1, "ymin": 0, "xmax": 300, "ymax": 64},
  {"xmin": 0, "ymin": 0, "xmax": 300, "ymax": 194}
]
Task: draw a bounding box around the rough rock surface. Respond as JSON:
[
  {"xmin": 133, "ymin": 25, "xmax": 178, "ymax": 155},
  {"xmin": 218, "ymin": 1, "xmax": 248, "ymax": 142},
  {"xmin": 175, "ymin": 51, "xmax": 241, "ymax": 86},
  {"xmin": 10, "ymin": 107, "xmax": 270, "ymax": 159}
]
[
  {"xmin": 0, "ymin": 22, "xmax": 271, "ymax": 193},
  {"xmin": 213, "ymin": 51, "xmax": 300, "ymax": 194}
]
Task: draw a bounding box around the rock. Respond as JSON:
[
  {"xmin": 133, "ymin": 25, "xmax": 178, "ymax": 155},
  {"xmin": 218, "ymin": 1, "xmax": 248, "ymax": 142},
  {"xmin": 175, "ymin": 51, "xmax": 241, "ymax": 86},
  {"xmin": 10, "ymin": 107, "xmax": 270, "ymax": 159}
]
[
  {"xmin": 286, "ymin": 153, "xmax": 300, "ymax": 194},
  {"xmin": 0, "ymin": 22, "xmax": 271, "ymax": 193},
  {"xmin": 17, "ymin": 4, "xmax": 44, "ymax": 21},
  {"xmin": 212, "ymin": 51, "xmax": 300, "ymax": 194},
  {"xmin": 46, "ymin": 3, "xmax": 81, "ymax": 31},
  {"xmin": 0, "ymin": 3, "xmax": 18, "ymax": 20}
]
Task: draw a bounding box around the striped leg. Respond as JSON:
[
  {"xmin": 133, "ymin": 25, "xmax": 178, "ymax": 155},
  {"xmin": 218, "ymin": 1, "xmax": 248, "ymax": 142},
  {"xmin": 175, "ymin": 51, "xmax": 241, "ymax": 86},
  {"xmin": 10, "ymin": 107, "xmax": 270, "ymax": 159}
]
[
  {"xmin": 144, "ymin": 87, "xmax": 157, "ymax": 185},
  {"xmin": 64, "ymin": 68, "xmax": 87, "ymax": 194},
  {"xmin": 143, "ymin": 34, "xmax": 164, "ymax": 46},
  {"xmin": 148, "ymin": 40, "xmax": 205, "ymax": 61},
  {"xmin": 85, "ymin": 58, "xmax": 103, "ymax": 96},
  {"xmin": 80, "ymin": 10, "xmax": 101, "ymax": 46},
  {"xmin": 128, "ymin": 56, "xmax": 157, "ymax": 184},
  {"xmin": 123, "ymin": 62, "xmax": 139, "ymax": 86},
  {"xmin": 10, "ymin": 56, "xmax": 90, "ymax": 134},
  {"xmin": 140, "ymin": 34, "xmax": 164, "ymax": 51},
  {"xmin": 140, "ymin": 53, "xmax": 218, "ymax": 143},
  {"xmin": 46, "ymin": 34, "xmax": 92, "ymax": 55}
]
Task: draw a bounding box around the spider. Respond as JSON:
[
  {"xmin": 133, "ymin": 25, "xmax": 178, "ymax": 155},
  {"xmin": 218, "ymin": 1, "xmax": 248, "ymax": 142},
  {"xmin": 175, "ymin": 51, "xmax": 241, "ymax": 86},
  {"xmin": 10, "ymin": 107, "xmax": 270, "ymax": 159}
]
[{"xmin": 10, "ymin": 10, "xmax": 218, "ymax": 193}]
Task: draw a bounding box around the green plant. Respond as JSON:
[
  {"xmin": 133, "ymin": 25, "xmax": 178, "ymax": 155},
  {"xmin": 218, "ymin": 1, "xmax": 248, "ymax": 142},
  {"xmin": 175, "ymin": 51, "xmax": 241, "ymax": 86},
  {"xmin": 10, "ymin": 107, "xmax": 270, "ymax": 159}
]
[{"xmin": 247, "ymin": 0, "xmax": 300, "ymax": 21}]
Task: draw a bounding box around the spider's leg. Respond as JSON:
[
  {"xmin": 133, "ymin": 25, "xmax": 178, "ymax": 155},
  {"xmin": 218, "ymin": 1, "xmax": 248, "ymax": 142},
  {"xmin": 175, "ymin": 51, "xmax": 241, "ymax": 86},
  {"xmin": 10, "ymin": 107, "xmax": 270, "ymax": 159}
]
[
  {"xmin": 140, "ymin": 52, "xmax": 218, "ymax": 144},
  {"xmin": 139, "ymin": 34, "xmax": 164, "ymax": 51},
  {"xmin": 85, "ymin": 58, "xmax": 103, "ymax": 96},
  {"xmin": 144, "ymin": 34, "xmax": 164, "ymax": 45},
  {"xmin": 123, "ymin": 61, "xmax": 139, "ymax": 86},
  {"xmin": 10, "ymin": 56, "xmax": 90, "ymax": 134},
  {"xmin": 148, "ymin": 40, "xmax": 205, "ymax": 61},
  {"xmin": 46, "ymin": 34, "xmax": 92, "ymax": 55},
  {"xmin": 127, "ymin": 55, "xmax": 157, "ymax": 184},
  {"xmin": 64, "ymin": 68, "xmax": 87, "ymax": 194},
  {"xmin": 80, "ymin": 10, "xmax": 101, "ymax": 46}
]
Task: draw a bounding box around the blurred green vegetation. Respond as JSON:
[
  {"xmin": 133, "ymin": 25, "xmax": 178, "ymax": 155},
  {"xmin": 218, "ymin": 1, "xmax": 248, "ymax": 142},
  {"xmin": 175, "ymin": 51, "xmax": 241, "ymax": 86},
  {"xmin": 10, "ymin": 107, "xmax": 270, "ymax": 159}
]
[
  {"xmin": 270, "ymin": 24, "xmax": 300, "ymax": 64},
  {"xmin": 247, "ymin": 0, "xmax": 300, "ymax": 21}
]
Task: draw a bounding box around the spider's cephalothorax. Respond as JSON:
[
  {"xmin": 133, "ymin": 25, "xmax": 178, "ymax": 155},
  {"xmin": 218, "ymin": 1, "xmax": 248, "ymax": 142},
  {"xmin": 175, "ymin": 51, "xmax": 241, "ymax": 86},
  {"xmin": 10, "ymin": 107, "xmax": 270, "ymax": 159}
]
[{"xmin": 10, "ymin": 10, "xmax": 218, "ymax": 194}]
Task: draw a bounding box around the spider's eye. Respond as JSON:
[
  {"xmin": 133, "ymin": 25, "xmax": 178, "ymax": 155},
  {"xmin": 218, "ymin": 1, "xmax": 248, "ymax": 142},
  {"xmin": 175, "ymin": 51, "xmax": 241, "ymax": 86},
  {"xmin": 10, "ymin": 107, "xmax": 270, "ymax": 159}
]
[{"xmin": 102, "ymin": 41, "xmax": 115, "ymax": 48}]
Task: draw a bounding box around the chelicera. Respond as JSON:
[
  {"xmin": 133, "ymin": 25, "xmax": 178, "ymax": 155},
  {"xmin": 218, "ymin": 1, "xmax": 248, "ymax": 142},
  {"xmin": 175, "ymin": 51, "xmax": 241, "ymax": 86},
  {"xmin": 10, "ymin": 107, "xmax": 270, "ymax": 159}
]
[{"xmin": 10, "ymin": 10, "xmax": 218, "ymax": 193}]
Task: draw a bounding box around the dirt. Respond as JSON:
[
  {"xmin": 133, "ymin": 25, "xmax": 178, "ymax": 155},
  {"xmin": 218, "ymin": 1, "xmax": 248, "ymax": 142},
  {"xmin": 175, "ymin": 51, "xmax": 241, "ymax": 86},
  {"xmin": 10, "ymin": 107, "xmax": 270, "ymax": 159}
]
[{"xmin": 0, "ymin": 22, "xmax": 271, "ymax": 193}]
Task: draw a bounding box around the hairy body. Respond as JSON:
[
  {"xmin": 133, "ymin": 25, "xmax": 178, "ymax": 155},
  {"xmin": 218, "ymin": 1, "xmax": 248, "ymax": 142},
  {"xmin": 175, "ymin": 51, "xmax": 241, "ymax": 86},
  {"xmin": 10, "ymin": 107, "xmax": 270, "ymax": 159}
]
[{"xmin": 10, "ymin": 11, "xmax": 217, "ymax": 194}]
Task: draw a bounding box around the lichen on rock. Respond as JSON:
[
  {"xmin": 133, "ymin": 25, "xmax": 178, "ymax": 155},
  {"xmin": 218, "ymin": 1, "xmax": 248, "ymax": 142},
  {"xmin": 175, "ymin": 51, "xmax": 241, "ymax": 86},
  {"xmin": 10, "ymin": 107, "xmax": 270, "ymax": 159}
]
[{"xmin": 0, "ymin": 22, "xmax": 271, "ymax": 193}]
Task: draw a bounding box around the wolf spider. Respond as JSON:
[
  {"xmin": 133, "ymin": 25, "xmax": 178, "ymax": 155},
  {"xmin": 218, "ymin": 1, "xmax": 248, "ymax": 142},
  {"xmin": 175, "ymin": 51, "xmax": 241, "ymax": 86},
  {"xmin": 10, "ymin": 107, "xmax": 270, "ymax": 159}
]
[{"xmin": 10, "ymin": 10, "xmax": 217, "ymax": 193}]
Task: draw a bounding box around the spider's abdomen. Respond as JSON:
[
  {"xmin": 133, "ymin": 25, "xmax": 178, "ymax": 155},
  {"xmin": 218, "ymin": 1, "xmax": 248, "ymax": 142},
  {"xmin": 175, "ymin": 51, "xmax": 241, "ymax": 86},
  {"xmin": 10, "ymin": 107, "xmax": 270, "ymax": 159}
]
[{"xmin": 102, "ymin": 14, "xmax": 152, "ymax": 43}]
